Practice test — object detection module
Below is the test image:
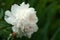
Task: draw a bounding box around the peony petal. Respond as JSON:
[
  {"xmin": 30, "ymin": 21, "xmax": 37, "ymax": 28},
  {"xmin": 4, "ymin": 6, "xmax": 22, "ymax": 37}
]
[
  {"xmin": 11, "ymin": 4, "xmax": 20, "ymax": 15},
  {"xmin": 26, "ymin": 32, "xmax": 33, "ymax": 38},
  {"xmin": 5, "ymin": 10, "xmax": 11, "ymax": 17},
  {"xmin": 20, "ymin": 2, "xmax": 30, "ymax": 8},
  {"xmin": 26, "ymin": 13, "xmax": 38, "ymax": 24},
  {"xmin": 5, "ymin": 17, "xmax": 14, "ymax": 25}
]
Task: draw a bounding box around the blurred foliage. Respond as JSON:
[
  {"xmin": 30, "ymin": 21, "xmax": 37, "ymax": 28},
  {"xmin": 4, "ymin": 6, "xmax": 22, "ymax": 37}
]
[{"xmin": 0, "ymin": 0, "xmax": 60, "ymax": 40}]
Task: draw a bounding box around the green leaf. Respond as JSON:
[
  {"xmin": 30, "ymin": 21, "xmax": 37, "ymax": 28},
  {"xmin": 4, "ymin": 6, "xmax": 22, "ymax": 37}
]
[
  {"xmin": 28, "ymin": 0, "xmax": 37, "ymax": 7},
  {"xmin": 35, "ymin": 0, "xmax": 48, "ymax": 28},
  {"xmin": 5, "ymin": 0, "xmax": 14, "ymax": 9},
  {"xmin": 0, "ymin": 9, "xmax": 4, "ymax": 19},
  {"xmin": 51, "ymin": 27, "xmax": 60, "ymax": 40},
  {"xmin": 0, "ymin": 20, "xmax": 11, "ymax": 30},
  {"xmin": 42, "ymin": 2, "xmax": 58, "ymax": 40}
]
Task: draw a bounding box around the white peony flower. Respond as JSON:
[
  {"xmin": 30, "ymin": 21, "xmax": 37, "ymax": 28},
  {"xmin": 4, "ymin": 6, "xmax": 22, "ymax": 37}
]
[{"xmin": 4, "ymin": 2, "xmax": 38, "ymax": 38}]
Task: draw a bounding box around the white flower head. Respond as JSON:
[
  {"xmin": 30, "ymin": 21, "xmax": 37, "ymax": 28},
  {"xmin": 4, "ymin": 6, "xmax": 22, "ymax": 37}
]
[{"xmin": 4, "ymin": 2, "xmax": 38, "ymax": 38}]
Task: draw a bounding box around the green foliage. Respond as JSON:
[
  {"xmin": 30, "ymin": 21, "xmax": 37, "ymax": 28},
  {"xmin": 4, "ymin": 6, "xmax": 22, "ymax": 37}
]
[
  {"xmin": 0, "ymin": 9, "xmax": 4, "ymax": 19},
  {"xmin": 0, "ymin": 0, "xmax": 60, "ymax": 40}
]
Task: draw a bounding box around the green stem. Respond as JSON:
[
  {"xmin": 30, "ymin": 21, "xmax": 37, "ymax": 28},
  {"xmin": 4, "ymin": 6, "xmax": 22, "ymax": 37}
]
[{"xmin": 7, "ymin": 34, "xmax": 12, "ymax": 40}]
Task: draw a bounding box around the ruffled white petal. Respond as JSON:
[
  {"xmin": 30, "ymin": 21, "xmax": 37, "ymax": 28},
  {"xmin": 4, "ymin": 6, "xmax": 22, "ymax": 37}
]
[
  {"xmin": 11, "ymin": 4, "xmax": 20, "ymax": 16},
  {"xmin": 5, "ymin": 10, "xmax": 16, "ymax": 25},
  {"xmin": 20, "ymin": 2, "xmax": 29, "ymax": 8},
  {"xmin": 5, "ymin": 10, "xmax": 13, "ymax": 24}
]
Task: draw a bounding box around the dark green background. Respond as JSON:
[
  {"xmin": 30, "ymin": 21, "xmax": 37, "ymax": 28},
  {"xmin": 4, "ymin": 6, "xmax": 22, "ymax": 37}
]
[{"xmin": 0, "ymin": 0, "xmax": 60, "ymax": 40}]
